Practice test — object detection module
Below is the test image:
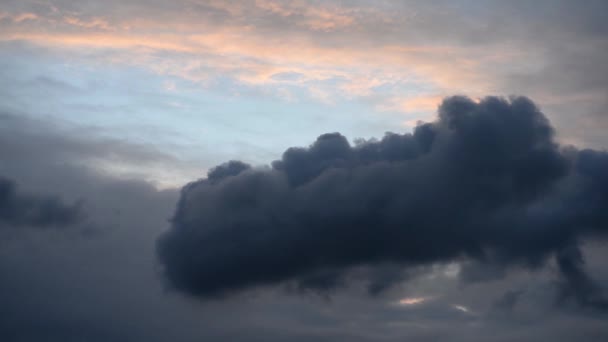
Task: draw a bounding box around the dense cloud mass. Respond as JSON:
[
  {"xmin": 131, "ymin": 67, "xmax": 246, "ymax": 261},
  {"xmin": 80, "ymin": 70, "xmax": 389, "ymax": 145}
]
[
  {"xmin": 0, "ymin": 176, "xmax": 83, "ymax": 227},
  {"xmin": 157, "ymin": 96, "xmax": 608, "ymax": 303}
]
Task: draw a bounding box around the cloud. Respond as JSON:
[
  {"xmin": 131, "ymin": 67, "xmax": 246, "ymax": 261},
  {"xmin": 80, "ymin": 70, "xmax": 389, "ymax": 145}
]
[
  {"xmin": 0, "ymin": 11, "xmax": 38, "ymax": 23},
  {"xmin": 556, "ymin": 244, "xmax": 608, "ymax": 310},
  {"xmin": 0, "ymin": 111, "xmax": 202, "ymax": 189},
  {"xmin": 0, "ymin": 97, "xmax": 606, "ymax": 342},
  {"xmin": 0, "ymin": 176, "xmax": 83, "ymax": 227},
  {"xmin": 157, "ymin": 96, "xmax": 608, "ymax": 305},
  {"xmin": 3, "ymin": 0, "xmax": 608, "ymax": 148}
]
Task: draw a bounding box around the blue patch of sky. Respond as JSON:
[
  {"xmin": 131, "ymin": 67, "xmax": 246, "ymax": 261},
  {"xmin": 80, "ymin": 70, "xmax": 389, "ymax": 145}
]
[{"xmin": 0, "ymin": 42, "xmax": 421, "ymax": 170}]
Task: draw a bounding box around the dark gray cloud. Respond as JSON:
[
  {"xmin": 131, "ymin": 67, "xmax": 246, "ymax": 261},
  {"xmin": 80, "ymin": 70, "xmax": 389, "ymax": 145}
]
[
  {"xmin": 158, "ymin": 96, "xmax": 608, "ymax": 306},
  {"xmin": 0, "ymin": 102, "xmax": 607, "ymax": 342},
  {"xmin": 556, "ymin": 244, "xmax": 608, "ymax": 310},
  {"xmin": 0, "ymin": 176, "xmax": 83, "ymax": 227},
  {"xmin": 0, "ymin": 112, "xmax": 186, "ymax": 341},
  {"xmin": 1, "ymin": 1, "xmax": 608, "ymax": 339}
]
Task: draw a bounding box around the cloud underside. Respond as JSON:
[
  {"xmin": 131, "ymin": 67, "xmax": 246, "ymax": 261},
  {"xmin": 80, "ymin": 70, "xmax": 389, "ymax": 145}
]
[
  {"xmin": 158, "ymin": 96, "xmax": 608, "ymax": 307},
  {"xmin": 0, "ymin": 176, "xmax": 82, "ymax": 227}
]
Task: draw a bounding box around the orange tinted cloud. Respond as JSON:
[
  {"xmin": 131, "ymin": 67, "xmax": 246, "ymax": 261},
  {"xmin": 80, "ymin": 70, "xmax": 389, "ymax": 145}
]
[
  {"xmin": 0, "ymin": 2, "xmax": 521, "ymax": 114},
  {"xmin": 254, "ymin": 0, "xmax": 355, "ymax": 31},
  {"xmin": 0, "ymin": 12, "xmax": 39, "ymax": 23},
  {"xmin": 383, "ymin": 95, "xmax": 446, "ymax": 114},
  {"xmin": 63, "ymin": 16, "xmax": 113, "ymax": 31}
]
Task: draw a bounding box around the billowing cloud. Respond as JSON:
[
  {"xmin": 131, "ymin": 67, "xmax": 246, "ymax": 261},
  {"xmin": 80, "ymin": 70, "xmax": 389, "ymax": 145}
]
[
  {"xmin": 157, "ymin": 96, "xmax": 608, "ymax": 305},
  {"xmin": 2, "ymin": 1, "xmax": 608, "ymax": 340},
  {"xmin": 0, "ymin": 176, "xmax": 83, "ymax": 227},
  {"xmin": 556, "ymin": 244, "xmax": 608, "ymax": 310}
]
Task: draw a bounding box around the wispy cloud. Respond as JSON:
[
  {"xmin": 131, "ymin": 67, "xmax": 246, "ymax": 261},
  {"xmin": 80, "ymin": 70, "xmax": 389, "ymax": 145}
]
[
  {"xmin": 397, "ymin": 296, "xmax": 433, "ymax": 306},
  {"xmin": 0, "ymin": 1, "xmax": 519, "ymax": 116},
  {"xmin": 1, "ymin": 0, "xmax": 607, "ymax": 148}
]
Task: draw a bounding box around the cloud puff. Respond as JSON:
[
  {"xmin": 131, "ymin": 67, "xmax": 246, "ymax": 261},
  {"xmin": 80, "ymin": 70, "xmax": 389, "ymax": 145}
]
[
  {"xmin": 0, "ymin": 176, "xmax": 83, "ymax": 227},
  {"xmin": 157, "ymin": 96, "xmax": 608, "ymax": 304}
]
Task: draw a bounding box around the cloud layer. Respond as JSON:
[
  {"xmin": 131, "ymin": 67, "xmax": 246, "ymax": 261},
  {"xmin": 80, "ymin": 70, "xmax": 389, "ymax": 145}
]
[
  {"xmin": 2, "ymin": 0, "xmax": 608, "ymax": 148},
  {"xmin": 0, "ymin": 176, "xmax": 83, "ymax": 227},
  {"xmin": 158, "ymin": 96, "xmax": 608, "ymax": 304}
]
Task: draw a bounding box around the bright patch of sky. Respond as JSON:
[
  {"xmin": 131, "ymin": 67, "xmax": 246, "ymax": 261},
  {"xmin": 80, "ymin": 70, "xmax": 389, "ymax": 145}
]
[
  {"xmin": 2, "ymin": 0, "xmax": 607, "ymax": 186},
  {"xmin": 1, "ymin": 40, "xmax": 429, "ymax": 187}
]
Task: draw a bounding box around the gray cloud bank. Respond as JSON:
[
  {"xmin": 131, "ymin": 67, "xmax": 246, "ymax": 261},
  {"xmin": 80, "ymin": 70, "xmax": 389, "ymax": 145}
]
[
  {"xmin": 0, "ymin": 99, "xmax": 607, "ymax": 342},
  {"xmin": 0, "ymin": 176, "xmax": 83, "ymax": 227},
  {"xmin": 158, "ymin": 96, "xmax": 608, "ymax": 307}
]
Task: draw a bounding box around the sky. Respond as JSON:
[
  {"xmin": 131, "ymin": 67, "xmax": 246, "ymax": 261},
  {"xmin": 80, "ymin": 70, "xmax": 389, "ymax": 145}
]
[{"xmin": 1, "ymin": 1, "xmax": 607, "ymax": 341}]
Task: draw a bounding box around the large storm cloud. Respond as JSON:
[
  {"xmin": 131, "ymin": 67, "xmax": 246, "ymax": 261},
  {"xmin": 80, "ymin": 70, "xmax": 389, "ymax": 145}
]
[{"xmin": 157, "ymin": 96, "xmax": 608, "ymax": 303}]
